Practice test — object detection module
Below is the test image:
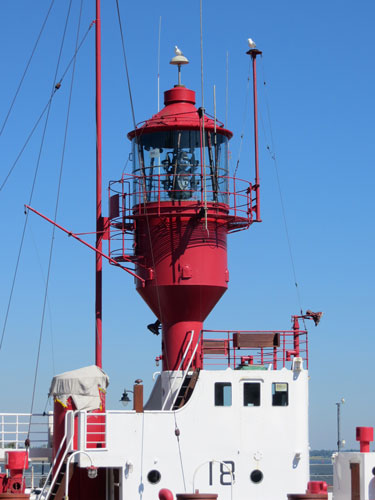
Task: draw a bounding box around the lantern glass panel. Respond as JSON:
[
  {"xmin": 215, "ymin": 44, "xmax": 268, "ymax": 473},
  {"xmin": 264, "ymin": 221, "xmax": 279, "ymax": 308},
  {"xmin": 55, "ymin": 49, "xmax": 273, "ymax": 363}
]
[{"xmin": 132, "ymin": 130, "xmax": 229, "ymax": 204}]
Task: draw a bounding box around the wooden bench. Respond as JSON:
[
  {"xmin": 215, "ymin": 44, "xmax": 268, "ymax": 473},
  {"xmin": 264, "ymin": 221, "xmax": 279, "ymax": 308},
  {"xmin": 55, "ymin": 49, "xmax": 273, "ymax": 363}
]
[
  {"xmin": 202, "ymin": 339, "xmax": 229, "ymax": 355},
  {"xmin": 232, "ymin": 333, "xmax": 280, "ymax": 349}
]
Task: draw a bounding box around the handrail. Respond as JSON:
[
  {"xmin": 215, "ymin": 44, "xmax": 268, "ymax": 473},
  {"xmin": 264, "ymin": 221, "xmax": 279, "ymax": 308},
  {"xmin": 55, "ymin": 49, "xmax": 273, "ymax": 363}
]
[
  {"xmin": 201, "ymin": 329, "xmax": 308, "ymax": 369},
  {"xmin": 0, "ymin": 413, "xmax": 51, "ymax": 450},
  {"xmin": 169, "ymin": 330, "xmax": 202, "ymax": 411},
  {"xmin": 37, "ymin": 411, "xmax": 76, "ymax": 500},
  {"xmin": 177, "ymin": 330, "xmax": 195, "ymax": 371},
  {"xmin": 109, "ymin": 172, "xmax": 253, "ymax": 220},
  {"xmin": 65, "ymin": 451, "xmax": 95, "ymax": 500},
  {"xmin": 161, "ymin": 330, "xmax": 194, "ymax": 411}
]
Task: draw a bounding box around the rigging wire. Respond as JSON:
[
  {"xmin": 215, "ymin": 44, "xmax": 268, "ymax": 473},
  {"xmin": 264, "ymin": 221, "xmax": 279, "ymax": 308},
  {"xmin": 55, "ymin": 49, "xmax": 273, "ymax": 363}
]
[
  {"xmin": 27, "ymin": 0, "xmax": 82, "ymax": 438},
  {"xmin": 0, "ymin": 0, "xmax": 56, "ymax": 138},
  {"xmin": 113, "ymin": 0, "xmax": 166, "ymax": 346},
  {"xmin": 0, "ymin": 0, "xmax": 75, "ymax": 356},
  {"xmin": 121, "ymin": 157, "xmax": 129, "ymax": 175},
  {"xmin": 113, "ymin": 6, "xmax": 192, "ymax": 488},
  {"xmin": 259, "ymin": 58, "xmax": 305, "ymax": 318},
  {"xmin": 29, "ymin": 225, "xmax": 56, "ymax": 375},
  {"xmin": 0, "ymin": 21, "xmax": 95, "ymax": 194},
  {"xmin": 115, "ymin": 0, "xmax": 136, "ymax": 129}
]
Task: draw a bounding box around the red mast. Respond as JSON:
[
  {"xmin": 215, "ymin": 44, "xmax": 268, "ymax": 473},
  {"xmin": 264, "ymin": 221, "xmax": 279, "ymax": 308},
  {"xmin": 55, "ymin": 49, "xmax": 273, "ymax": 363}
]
[
  {"xmin": 95, "ymin": 0, "xmax": 103, "ymax": 368},
  {"xmin": 247, "ymin": 48, "xmax": 262, "ymax": 222}
]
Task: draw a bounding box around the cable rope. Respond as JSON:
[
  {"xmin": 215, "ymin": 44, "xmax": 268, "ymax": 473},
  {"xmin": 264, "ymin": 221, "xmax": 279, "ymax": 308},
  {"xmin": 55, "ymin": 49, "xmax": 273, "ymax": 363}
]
[
  {"xmin": 29, "ymin": 225, "xmax": 56, "ymax": 375},
  {"xmin": 0, "ymin": 0, "xmax": 75, "ymax": 356},
  {"xmin": 0, "ymin": 0, "xmax": 56, "ymax": 138},
  {"xmin": 113, "ymin": 5, "xmax": 190, "ymax": 488},
  {"xmin": 114, "ymin": 0, "xmax": 157, "ymax": 279},
  {"xmin": 43, "ymin": 395, "xmax": 51, "ymax": 415},
  {"xmin": 27, "ymin": 0, "xmax": 82, "ymax": 440},
  {"xmin": 114, "ymin": 0, "xmax": 157, "ymax": 299},
  {"xmin": 0, "ymin": 21, "xmax": 94, "ymax": 194},
  {"xmin": 233, "ymin": 58, "xmax": 252, "ymax": 178},
  {"xmin": 259, "ymin": 58, "xmax": 305, "ymax": 319},
  {"xmin": 0, "ymin": 0, "xmax": 91, "ymax": 360},
  {"xmin": 113, "ymin": 0, "xmax": 165, "ymax": 327},
  {"xmin": 121, "ymin": 157, "xmax": 129, "ymax": 175},
  {"xmin": 153, "ymin": 4, "xmax": 207, "ymax": 490},
  {"xmin": 114, "ymin": 0, "xmax": 136, "ymax": 129}
]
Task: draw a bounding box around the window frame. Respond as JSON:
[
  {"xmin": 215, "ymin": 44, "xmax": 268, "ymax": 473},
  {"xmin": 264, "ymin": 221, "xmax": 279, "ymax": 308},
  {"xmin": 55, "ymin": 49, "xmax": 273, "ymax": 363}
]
[
  {"xmin": 214, "ymin": 382, "xmax": 232, "ymax": 407},
  {"xmin": 243, "ymin": 382, "xmax": 261, "ymax": 407},
  {"xmin": 272, "ymin": 382, "xmax": 289, "ymax": 407}
]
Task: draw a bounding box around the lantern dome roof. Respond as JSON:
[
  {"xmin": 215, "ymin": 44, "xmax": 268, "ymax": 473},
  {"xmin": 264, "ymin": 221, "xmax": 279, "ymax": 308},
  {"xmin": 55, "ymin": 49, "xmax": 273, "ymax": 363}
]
[{"xmin": 127, "ymin": 86, "xmax": 232, "ymax": 140}]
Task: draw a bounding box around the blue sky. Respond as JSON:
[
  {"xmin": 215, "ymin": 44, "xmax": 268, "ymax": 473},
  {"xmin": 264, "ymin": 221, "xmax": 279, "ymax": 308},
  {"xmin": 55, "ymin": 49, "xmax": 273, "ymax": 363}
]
[{"xmin": 0, "ymin": 0, "xmax": 374, "ymax": 450}]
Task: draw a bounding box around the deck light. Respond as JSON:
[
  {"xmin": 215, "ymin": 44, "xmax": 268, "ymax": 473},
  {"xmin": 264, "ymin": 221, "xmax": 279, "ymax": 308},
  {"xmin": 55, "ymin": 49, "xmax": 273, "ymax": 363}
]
[
  {"xmin": 87, "ymin": 466, "xmax": 98, "ymax": 479},
  {"xmin": 147, "ymin": 320, "xmax": 161, "ymax": 335},
  {"xmin": 120, "ymin": 390, "xmax": 132, "ymax": 407}
]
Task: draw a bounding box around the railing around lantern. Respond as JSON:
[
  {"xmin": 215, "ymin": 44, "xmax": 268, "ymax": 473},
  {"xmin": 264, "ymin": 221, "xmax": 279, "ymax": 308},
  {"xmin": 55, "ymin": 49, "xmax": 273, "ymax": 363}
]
[
  {"xmin": 109, "ymin": 170, "xmax": 255, "ymax": 219},
  {"xmin": 108, "ymin": 169, "xmax": 257, "ymax": 262},
  {"xmin": 131, "ymin": 164, "xmax": 230, "ymax": 203},
  {"xmin": 201, "ymin": 329, "xmax": 308, "ymax": 370}
]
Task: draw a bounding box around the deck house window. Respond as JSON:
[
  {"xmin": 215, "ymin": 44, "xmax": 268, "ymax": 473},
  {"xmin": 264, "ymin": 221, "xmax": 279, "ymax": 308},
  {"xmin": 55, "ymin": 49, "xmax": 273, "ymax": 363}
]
[
  {"xmin": 215, "ymin": 383, "xmax": 232, "ymax": 406},
  {"xmin": 272, "ymin": 383, "xmax": 288, "ymax": 406},
  {"xmin": 243, "ymin": 383, "xmax": 260, "ymax": 407}
]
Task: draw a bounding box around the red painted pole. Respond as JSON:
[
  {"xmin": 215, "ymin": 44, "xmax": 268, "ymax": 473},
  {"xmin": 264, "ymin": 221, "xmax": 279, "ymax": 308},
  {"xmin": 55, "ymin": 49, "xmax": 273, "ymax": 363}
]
[
  {"xmin": 247, "ymin": 48, "xmax": 262, "ymax": 222},
  {"xmin": 95, "ymin": 0, "xmax": 103, "ymax": 368},
  {"xmin": 292, "ymin": 316, "xmax": 300, "ymax": 358},
  {"xmin": 24, "ymin": 205, "xmax": 144, "ymax": 283}
]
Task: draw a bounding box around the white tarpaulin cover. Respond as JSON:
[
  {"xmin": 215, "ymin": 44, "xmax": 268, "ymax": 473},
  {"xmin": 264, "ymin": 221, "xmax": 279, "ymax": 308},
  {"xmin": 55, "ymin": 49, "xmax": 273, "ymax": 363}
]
[{"xmin": 49, "ymin": 365, "xmax": 109, "ymax": 411}]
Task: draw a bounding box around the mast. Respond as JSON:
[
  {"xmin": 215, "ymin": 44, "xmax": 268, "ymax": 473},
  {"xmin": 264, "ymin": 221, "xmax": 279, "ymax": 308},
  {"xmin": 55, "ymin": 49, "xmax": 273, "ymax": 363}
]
[
  {"xmin": 247, "ymin": 47, "xmax": 262, "ymax": 222},
  {"xmin": 95, "ymin": 0, "xmax": 103, "ymax": 368}
]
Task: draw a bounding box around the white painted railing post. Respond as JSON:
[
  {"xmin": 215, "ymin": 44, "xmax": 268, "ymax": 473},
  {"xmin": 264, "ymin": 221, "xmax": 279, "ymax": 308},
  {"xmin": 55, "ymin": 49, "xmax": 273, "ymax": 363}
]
[{"xmin": 77, "ymin": 411, "xmax": 87, "ymax": 450}]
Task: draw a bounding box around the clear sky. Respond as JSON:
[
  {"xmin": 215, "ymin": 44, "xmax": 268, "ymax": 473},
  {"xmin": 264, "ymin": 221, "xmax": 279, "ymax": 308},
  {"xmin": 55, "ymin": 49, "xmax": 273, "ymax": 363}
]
[{"xmin": 0, "ymin": 0, "xmax": 374, "ymax": 450}]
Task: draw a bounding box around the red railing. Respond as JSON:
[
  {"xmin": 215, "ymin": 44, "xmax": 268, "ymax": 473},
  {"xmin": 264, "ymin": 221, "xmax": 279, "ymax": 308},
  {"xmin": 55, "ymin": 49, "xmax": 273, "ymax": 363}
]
[
  {"xmin": 201, "ymin": 329, "xmax": 308, "ymax": 370},
  {"xmin": 85, "ymin": 412, "xmax": 106, "ymax": 449},
  {"xmin": 108, "ymin": 171, "xmax": 258, "ymax": 263},
  {"xmin": 109, "ymin": 171, "xmax": 257, "ymax": 221}
]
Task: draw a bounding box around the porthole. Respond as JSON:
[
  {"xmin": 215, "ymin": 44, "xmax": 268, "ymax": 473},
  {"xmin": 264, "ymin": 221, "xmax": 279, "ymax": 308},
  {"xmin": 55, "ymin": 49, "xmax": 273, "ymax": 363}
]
[
  {"xmin": 147, "ymin": 469, "xmax": 161, "ymax": 484},
  {"xmin": 250, "ymin": 469, "xmax": 263, "ymax": 484}
]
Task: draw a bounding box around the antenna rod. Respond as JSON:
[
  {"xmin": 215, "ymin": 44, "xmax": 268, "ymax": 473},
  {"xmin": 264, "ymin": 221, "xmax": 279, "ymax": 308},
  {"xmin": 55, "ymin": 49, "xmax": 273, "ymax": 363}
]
[
  {"xmin": 95, "ymin": 0, "xmax": 103, "ymax": 368},
  {"xmin": 225, "ymin": 51, "xmax": 228, "ymax": 127},
  {"xmin": 247, "ymin": 48, "xmax": 262, "ymax": 222},
  {"xmin": 157, "ymin": 16, "xmax": 161, "ymax": 111}
]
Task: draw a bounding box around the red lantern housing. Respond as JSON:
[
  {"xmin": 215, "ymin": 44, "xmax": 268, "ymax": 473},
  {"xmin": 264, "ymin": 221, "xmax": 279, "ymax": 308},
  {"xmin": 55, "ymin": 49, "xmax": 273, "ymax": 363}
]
[{"xmin": 109, "ymin": 82, "xmax": 259, "ymax": 371}]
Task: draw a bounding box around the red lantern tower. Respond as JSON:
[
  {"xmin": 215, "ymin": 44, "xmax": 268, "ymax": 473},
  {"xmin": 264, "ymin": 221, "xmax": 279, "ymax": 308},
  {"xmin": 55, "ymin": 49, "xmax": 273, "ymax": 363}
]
[{"xmin": 109, "ymin": 51, "xmax": 261, "ymax": 372}]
